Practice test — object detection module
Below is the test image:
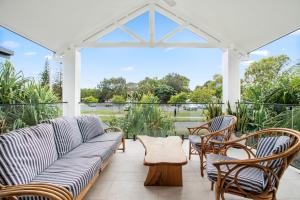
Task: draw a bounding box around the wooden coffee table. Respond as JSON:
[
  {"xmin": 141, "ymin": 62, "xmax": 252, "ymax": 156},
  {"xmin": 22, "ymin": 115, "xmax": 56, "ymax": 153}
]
[{"xmin": 137, "ymin": 135, "xmax": 187, "ymax": 186}]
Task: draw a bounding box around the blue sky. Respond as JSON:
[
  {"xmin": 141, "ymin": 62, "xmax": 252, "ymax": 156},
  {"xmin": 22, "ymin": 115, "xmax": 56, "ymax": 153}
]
[{"xmin": 1, "ymin": 12, "xmax": 300, "ymax": 90}]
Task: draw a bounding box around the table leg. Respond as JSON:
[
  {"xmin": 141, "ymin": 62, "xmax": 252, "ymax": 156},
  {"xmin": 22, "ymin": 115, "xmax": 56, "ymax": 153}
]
[{"xmin": 144, "ymin": 165, "xmax": 182, "ymax": 186}]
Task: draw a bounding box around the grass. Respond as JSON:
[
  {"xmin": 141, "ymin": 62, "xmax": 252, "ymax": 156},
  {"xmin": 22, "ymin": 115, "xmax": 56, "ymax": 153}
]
[
  {"xmin": 174, "ymin": 117, "xmax": 206, "ymax": 122},
  {"xmin": 81, "ymin": 109, "xmax": 121, "ymax": 115},
  {"xmin": 175, "ymin": 110, "xmax": 204, "ymax": 117}
]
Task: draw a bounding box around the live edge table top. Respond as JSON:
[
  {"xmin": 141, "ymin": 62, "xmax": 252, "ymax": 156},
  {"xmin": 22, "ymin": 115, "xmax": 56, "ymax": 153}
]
[{"xmin": 137, "ymin": 135, "xmax": 188, "ymax": 166}]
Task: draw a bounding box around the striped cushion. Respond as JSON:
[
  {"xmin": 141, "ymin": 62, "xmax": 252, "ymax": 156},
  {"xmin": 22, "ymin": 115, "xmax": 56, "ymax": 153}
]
[
  {"xmin": 31, "ymin": 157, "xmax": 101, "ymax": 197},
  {"xmin": 219, "ymin": 116, "xmax": 233, "ymax": 130},
  {"xmin": 206, "ymin": 154, "xmax": 266, "ymax": 193},
  {"xmin": 45, "ymin": 117, "xmax": 83, "ymax": 157},
  {"xmin": 209, "ymin": 116, "xmax": 224, "ymax": 132},
  {"xmin": 189, "ymin": 135, "xmax": 202, "ymax": 150},
  {"xmin": 77, "ymin": 116, "xmax": 104, "ymax": 142},
  {"xmin": 87, "ymin": 132, "xmax": 123, "ymax": 143},
  {"xmin": 0, "ymin": 124, "xmax": 57, "ymax": 185},
  {"xmin": 63, "ymin": 141, "xmax": 116, "ymax": 161},
  {"xmin": 256, "ymin": 137, "xmax": 278, "ymax": 158}
]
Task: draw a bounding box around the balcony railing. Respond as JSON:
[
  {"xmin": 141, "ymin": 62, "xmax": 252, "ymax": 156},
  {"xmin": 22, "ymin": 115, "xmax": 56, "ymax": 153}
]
[{"xmin": 81, "ymin": 102, "xmax": 300, "ymax": 169}]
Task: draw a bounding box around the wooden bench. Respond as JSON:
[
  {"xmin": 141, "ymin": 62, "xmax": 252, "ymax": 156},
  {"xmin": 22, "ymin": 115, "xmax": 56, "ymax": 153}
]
[{"xmin": 137, "ymin": 135, "xmax": 187, "ymax": 186}]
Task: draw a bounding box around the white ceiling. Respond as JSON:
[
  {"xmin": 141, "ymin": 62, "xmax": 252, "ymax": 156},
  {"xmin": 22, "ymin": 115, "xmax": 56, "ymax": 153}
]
[{"xmin": 1, "ymin": 0, "xmax": 299, "ymax": 54}]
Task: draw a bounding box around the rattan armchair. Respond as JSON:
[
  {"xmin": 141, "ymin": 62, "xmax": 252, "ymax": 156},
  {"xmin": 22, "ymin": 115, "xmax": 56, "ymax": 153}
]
[
  {"xmin": 207, "ymin": 128, "xmax": 300, "ymax": 200},
  {"xmin": 187, "ymin": 115, "xmax": 237, "ymax": 176},
  {"xmin": 0, "ymin": 183, "xmax": 73, "ymax": 200}
]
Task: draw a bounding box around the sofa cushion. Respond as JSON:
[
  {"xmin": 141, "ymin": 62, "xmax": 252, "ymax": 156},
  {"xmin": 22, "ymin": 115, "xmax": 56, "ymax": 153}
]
[
  {"xmin": 206, "ymin": 154, "xmax": 266, "ymax": 194},
  {"xmin": 63, "ymin": 141, "xmax": 116, "ymax": 161},
  {"xmin": 87, "ymin": 132, "xmax": 123, "ymax": 143},
  {"xmin": 31, "ymin": 157, "xmax": 101, "ymax": 197},
  {"xmin": 45, "ymin": 117, "xmax": 83, "ymax": 157},
  {"xmin": 0, "ymin": 124, "xmax": 57, "ymax": 185},
  {"xmin": 189, "ymin": 135, "xmax": 202, "ymax": 150},
  {"xmin": 77, "ymin": 115, "xmax": 104, "ymax": 142}
]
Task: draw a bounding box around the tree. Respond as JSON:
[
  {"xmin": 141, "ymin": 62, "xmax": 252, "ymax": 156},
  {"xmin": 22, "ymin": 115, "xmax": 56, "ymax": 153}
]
[
  {"xmin": 154, "ymin": 84, "xmax": 176, "ymax": 103},
  {"xmin": 242, "ymin": 55, "xmax": 291, "ymax": 103},
  {"xmin": 202, "ymin": 74, "xmax": 222, "ymax": 99},
  {"xmin": 112, "ymin": 95, "xmax": 126, "ymax": 104},
  {"xmin": 189, "ymin": 87, "xmax": 215, "ymax": 103},
  {"xmin": 162, "ymin": 73, "xmax": 190, "ymax": 93},
  {"xmin": 97, "ymin": 77, "xmax": 127, "ymax": 101},
  {"xmin": 83, "ymin": 96, "xmax": 98, "ymax": 103},
  {"xmin": 52, "ymin": 70, "xmax": 62, "ymax": 100},
  {"xmin": 40, "ymin": 58, "xmax": 50, "ymax": 87},
  {"xmin": 81, "ymin": 88, "xmax": 100, "ymax": 99},
  {"xmin": 168, "ymin": 92, "xmax": 188, "ymax": 104},
  {"xmin": 137, "ymin": 77, "xmax": 160, "ymax": 95}
]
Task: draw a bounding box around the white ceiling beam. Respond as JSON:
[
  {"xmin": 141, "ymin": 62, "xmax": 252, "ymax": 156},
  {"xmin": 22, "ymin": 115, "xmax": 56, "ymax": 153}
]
[
  {"xmin": 118, "ymin": 24, "xmax": 146, "ymax": 43},
  {"xmin": 80, "ymin": 3, "xmax": 149, "ymax": 44},
  {"xmin": 80, "ymin": 42, "xmax": 218, "ymax": 48},
  {"xmin": 149, "ymin": 3, "xmax": 155, "ymax": 46},
  {"xmin": 154, "ymin": 2, "xmax": 222, "ymax": 47},
  {"xmin": 157, "ymin": 25, "xmax": 184, "ymax": 43}
]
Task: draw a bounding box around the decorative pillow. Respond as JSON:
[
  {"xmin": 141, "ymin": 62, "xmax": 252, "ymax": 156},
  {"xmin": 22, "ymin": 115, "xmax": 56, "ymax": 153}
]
[
  {"xmin": 0, "ymin": 124, "xmax": 57, "ymax": 185},
  {"xmin": 45, "ymin": 117, "xmax": 83, "ymax": 157},
  {"xmin": 77, "ymin": 116, "xmax": 105, "ymax": 142}
]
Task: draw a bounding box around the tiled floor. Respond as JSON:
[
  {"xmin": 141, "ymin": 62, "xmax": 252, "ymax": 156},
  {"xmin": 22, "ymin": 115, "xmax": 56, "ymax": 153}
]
[{"xmin": 85, "ymin": 139, "xmax": 300, "ymax": 200}]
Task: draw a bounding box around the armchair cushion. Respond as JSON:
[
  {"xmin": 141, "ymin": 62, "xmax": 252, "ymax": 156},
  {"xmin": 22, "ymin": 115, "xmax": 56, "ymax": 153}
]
[
  {"xmin": 206, "ymin": 154, "xmax": 266, "ymax": 193},
  {"xmin": 31, "ymin": 157, "xmax": 101, "ymax": 197},
  {"xmin": 87, "ymin": 132, "xmax": 123, "ymax": 143},
  {"xmin": 45, "ymin": 117, "xmax": 83, "ymax": 157},
  {"xmin": 209, "ymin": 116, "xmax": 224, "ymax": 132},
  {"xmin": 77, "ymin": 115, "xmax": 105, "ymax": 142},
  {"xmin": 0, "ymin": 124, "xmax": 57, "ymax": 185},
  {"xmin": 189, "ymin": 135, "xmax": 202, "ymax": 149}
]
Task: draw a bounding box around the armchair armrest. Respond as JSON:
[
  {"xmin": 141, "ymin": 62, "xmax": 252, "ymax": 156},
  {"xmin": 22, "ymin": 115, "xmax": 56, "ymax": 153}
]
[
  {"xmin": 104, "ymin": 127, "xmax": 122, "ymax": 133},
  {"xmin": 187, "ymin": 122, "xmax": 210, "ymax": 135},
  {"xmin": 0, "ymin": 183, "xmax": 73, "ymax": 200}
]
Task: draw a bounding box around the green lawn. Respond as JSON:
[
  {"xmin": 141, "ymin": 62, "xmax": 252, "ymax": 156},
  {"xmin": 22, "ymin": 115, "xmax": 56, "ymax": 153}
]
[{"xmin": 81, "ymin": 109, "xmax": 122, "ymax": 115}]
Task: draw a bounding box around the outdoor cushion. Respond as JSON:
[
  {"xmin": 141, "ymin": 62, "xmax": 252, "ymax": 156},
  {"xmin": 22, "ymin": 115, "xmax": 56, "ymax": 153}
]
[
  {"xmin": 87, "ymin": 132, "xmax": 123, "ymax": 143},
  {"xmin": 45, "ymin": 117, "xmax": 83, "ymax": 157},
  {"xmin": 31, "ymin": 157, "xmax": 101, "ymax": 198},
  {"xmin": 206, "ymin": 154, "xmax": 266, "ymax": 193},
  {"xmin": 0, "ymin": 124, "xmax": 57, "ymax": 185},
  {"xmin": 209, "ymin": 116, "xmax": 224, "ymax": 132},
  {"xmin": 77, "ymin": 115, "xmax": 104, "ymax": 142},
  {"xmin": 189, "ymin": 135, "xmax": 202, "ymax": 150},
  {"xmin": 63, "ymin": 141, "xmax": 117, "ymax": 161}
]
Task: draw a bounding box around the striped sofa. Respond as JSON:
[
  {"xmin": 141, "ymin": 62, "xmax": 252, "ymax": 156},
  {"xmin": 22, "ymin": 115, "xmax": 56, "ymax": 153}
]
[{"xmin": 0, "ymin": 115, "xmax": 125, "ymax": 200}]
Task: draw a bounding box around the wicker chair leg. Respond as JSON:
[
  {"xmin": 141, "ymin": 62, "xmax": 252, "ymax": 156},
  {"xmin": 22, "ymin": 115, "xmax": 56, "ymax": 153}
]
[
  {"xmin": 200, "ymin": 150, "xmax": 204, "ymax": 177},
  {"xmin": 189, "ymin": 142, "xmax": 191, "ymax": 160},
  {"xmin": 211, "ymin": 182, "xmax": 214, "ymax": 191},
  {"xmin": 122, "ymin": 137, "xmax": 125, "ymax": 152},
  {"xmin": 214, "ymin": 182, "xmax": 221, "ymax": 200}
]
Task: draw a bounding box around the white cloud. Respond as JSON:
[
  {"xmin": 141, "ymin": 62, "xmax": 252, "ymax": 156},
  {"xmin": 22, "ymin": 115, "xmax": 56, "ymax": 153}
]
[
  {"xmin": 250, "ymin": 50, "xmax": 270, "ymax": 57},
  {"xmin": 242, "ymin": 60, "xmax": 255, "ymax": 66},
  {"xmin": 1, "ymin": 40, "xmax": 20, "ymax": 49},
  {"xmin": 24, "ymin": 51, "xmax": 37, "ymax": 56},
  {"xmin": 291, "ymin": 29, "xmax": 300, "ymax": 36},
  {"xmin": 122, "ymin": 66, "xmax": 134, "ymax": 71}
]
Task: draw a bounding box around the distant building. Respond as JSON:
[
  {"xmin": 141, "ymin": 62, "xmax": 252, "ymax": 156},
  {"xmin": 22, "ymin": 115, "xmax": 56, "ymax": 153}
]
[{"xmin": 0, "ymin": 46, "xmax": 14, "ymax": 59}]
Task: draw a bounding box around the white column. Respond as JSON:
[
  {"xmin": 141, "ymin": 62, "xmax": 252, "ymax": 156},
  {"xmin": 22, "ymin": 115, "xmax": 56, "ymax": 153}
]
[
  {"xmin": 62, "ymin": 48, "xmax": 81, "ymax": 116},
  {"xmin": 222, "ymin": 48, "xmax": 241, "ymax": 111}
]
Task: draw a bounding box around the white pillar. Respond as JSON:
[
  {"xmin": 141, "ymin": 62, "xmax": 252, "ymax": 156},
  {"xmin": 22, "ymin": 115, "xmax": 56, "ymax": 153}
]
[
  {"xmin": 222, "ymin": 48, "xmax": 241, "ymax": 111},
  {"xmin": 62, "ymin": 48, "xmax": 81, "ymax": 116}
]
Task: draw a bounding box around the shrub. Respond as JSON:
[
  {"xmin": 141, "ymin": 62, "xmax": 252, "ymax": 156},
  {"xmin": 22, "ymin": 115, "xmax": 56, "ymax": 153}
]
[{"xmin": 83, "ymin": 96, "xmax": 98, "ymax": 103}]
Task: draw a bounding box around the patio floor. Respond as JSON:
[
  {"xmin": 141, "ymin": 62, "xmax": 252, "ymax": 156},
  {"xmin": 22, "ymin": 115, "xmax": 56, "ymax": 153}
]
[{"xmin": 84, "ymin": 139, "xmax": 300, "ymax": 200}]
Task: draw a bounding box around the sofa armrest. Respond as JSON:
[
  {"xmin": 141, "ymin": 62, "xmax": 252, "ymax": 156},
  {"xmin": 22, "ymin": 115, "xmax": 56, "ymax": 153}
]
[
  {"xmin": 104, "ymin": 127, "xmax": 122, "ymax": 133},
  {"xmin": 0, "ymin": 183, "xmax": 73, "ymax": 200}
]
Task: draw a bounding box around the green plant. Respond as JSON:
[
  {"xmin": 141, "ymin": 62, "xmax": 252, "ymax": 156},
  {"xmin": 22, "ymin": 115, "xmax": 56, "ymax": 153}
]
[
  {"xmin": 112, "ymin": 95, "xmax": 126, "ymax": 104},
  {"xmin": 227, "ymin": 101, "xmax": 249, "ymax": 134},
  {"xmin": 0, "ymin": 61, "xmax": 62, "ymax": 133},
  {"xmin": 205, "ymin": 102, "xmax": 223, "ymax": 120},
  {"xmin": 83, "ymin": 96, "xmax": 98, "ymax": 103},
  {"xmin": 248, "ymin": 105, "xmax": 271, "ymax": 131},
  {"xmin": 109, "ymin": 95, "xmax": 174, "ymax": 138}
]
